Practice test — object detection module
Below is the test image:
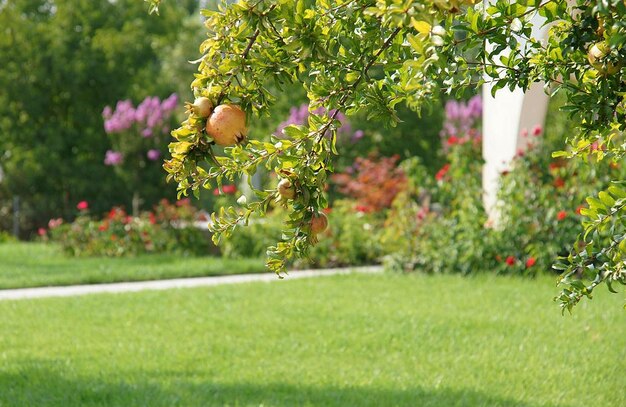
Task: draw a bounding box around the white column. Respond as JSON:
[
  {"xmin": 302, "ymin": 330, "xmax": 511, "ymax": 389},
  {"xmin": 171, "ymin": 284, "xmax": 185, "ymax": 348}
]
[{"xmin": 482, "ymin": 5, "xmax": 550, "ymax": 220}]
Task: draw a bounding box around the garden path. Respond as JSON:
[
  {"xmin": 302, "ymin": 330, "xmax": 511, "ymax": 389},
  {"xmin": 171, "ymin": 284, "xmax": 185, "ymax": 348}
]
[{"xmin": 0, "ymin": 266, "xmax": 382, "ymax": 301}]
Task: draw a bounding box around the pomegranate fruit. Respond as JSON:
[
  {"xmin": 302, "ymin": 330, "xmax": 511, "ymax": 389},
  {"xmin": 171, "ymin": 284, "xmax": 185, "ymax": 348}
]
[
  {"xmin": 588, "ymin": 42, "xmax": 621, "ymax": 75},
  {"xmin": 186, "ymin": 97, "xmax": 213, "ymax": 118},
  {"xmin": 310, "ymin": 212, "xmax": 328, "ymax": 235},
  {"xmin": 206, "ymin": 104, "xmax": 247, "ymax": 147},
  {"xmin": 277, "ymin": 179, "xmax": 296, "ymax": 199}
]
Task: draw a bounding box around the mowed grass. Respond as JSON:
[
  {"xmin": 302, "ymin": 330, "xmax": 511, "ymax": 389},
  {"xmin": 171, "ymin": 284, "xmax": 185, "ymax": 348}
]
[
  {"xmin": 0, "ymin": 243, "xmax": 265, "ymax": 289},
  {"xmin": 0, "ymin": 273, "xmax": 624, "ymax": 407}
]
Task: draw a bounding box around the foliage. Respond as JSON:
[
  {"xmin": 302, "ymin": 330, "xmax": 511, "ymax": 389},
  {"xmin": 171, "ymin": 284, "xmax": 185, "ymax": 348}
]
[
  {"xmin": 48, "ymin": 199, "xmax": 213, "ymax": 257},
  {"xmin": 0, "ymin": 231, "xmax": 16, "ymax": 244},
  {"xmin": 158, "ymin": 0, "xmax": 626, "ymax": 307},
  {"xmin": 0, "ymin": 0, "xmax": 199, "ymax": 235},
  {"xmin": 304, "ymin": 200, "xmax": 384, "ymax": 267},
  {"xmin": 382, "ymin": 104, "xmax": 486, "ymax": 274}
]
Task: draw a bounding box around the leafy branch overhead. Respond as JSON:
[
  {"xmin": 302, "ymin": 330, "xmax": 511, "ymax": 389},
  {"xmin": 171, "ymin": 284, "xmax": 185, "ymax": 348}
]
[{"xmin": 160, "ymin": 0, "xmax": 625, "ymax": 308}]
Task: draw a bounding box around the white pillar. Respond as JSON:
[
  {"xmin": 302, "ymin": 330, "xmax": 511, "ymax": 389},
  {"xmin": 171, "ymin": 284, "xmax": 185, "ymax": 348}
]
[{"xmin": 482, "ymin": 6, "xmax": 550, "ymax": 220}]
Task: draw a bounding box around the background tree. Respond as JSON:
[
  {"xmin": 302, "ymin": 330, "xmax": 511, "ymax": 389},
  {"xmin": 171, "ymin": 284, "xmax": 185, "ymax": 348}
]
[{"xmin": 0, "ymin": 0, "xmax": 200, "ymax": 235}]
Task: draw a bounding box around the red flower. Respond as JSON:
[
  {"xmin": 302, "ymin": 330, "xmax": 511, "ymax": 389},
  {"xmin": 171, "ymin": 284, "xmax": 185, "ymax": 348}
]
[
  {"xmin": 557, "ymin": 210, "xmax": 567, "ymax": 221},
  {"xmin": 525, "ymin": 257, "xmax": 536, "ymax": 268},
  {"xmin": 98, "ymin": 222, "xmax": 109, "ymax": 232},
  {"xmin": 553, "ymin": 177, "xmax": 565, "ymax": 188},
  {"xmin": 213, "ymin": 188, "xmax": 220, "ymax": 196},
  {"xmin": 447, "ymin": 136, "xmax": 459, "ymax": 146},
  {"xmin": 355, "ymin": 205, "xmax": 369, "ymax": 213},
  {"xmin": 176, "ymin": 198, "xmax": 190, "ymax": 207},
  {"xmin": 435, "ymin": 164, "xmax": 451, "ymax": 181},
  {"xmin": 222, "ymin": 184, "xmax": 237, "ymax": 194},
  {"xmin": 149, "ymin": 212, "xmax": 156, "ymax": 225},
  {"xmin": 575, "ymin": 205, "xmax": 585, "ymax": 215},
  {"xmin": 516, "ymin": 149, "xmax": 525, "ymax": 157},
  {"xmin": 123, "ymin": 216, "xmax": 133, "ymax": 224},
  {"xmin": 505, "ymin": 256, "xmax": 515, "ymax": 266},
  {"xmin": 532, "ymin": 124, "xmax": 542, "ymax": 136},
  {"xmin": 322, "ymin": 207, "xmax": 332, "ymax": 214},
  {"xmin": 37, "ymin": 227, "xmax": 46, "ymax": 236},
  {"xmin": 76, "ymin": 201, "xmax": 88, "ymax": 211}
]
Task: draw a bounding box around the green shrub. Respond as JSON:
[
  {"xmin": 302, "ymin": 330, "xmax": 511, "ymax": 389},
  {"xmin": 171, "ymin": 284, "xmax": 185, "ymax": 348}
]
[{"xmin": 49, "ymin": 199, "xmax": 215, "ymax": 257}]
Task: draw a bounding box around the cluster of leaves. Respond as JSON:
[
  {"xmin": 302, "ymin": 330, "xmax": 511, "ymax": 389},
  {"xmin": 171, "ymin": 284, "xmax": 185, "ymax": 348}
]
[
  {"xmin": 46, "ymin": 199, "xmax": 213, "ymax": 257},
  {"xmin": 159, "ymin": 0, "xmax": 625, "ymax": 306}
]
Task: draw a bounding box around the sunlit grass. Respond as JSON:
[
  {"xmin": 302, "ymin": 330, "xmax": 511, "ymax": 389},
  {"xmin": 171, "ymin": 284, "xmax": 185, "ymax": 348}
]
[
  {"xmin": 0, "ymin": 243, "xmax": 265, "ymax": 289},
  {"xmin": 0, "ymin": 272, "xmax": 623, "ymax": 406}
]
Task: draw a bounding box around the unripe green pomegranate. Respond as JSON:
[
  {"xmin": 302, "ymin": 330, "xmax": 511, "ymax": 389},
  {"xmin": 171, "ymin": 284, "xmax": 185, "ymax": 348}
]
[
  {"xmin": 187, "ymin": 97, "xmax": 213, "ymax": 118},
  {"xmin": 588, "ymin": 42, "xmax": 622, "ymax": 75},
  {"xmin": 277, "ymin": 179, "xmax": 296, "ymax": 199}
]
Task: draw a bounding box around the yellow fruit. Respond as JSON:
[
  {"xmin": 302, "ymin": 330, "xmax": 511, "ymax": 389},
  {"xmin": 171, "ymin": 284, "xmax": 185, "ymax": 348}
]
[
  {"xmin": 205, "ymin": 104, "xmax": 247, "ymax": 147},
  {"xmin": 277, "ymin": 179, "xmax": 296, "ymax": 199}
]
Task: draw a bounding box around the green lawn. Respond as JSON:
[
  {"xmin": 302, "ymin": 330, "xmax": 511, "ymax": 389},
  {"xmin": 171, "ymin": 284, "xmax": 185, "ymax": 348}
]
[
  {"xmin": 0, "ymin": 243, "xmax": 265, "ymax": 289},
  {"xmin": 0, "ymin": 273, "xmax": 623, "ymax": 406}
]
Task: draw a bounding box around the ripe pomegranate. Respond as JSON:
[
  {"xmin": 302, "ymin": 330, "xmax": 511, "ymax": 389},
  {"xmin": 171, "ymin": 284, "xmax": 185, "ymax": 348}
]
[
  {"xmin": 587, "ymin": 42, "xmax": 621, "ymax": 75},
  {"xmin": 186, "ymin": 97, "xmax": 213, "ymax": 118},
  {"xmin": 277, "ymin": 179, "xmax": 296, "ymax": 199},
  {"xmin": 206, "ymin": 104, "xmax": 247, "ymax": 147},
  {"xmin": 310, "ymin": 212, "xmax": 328, "ymax": 235}
]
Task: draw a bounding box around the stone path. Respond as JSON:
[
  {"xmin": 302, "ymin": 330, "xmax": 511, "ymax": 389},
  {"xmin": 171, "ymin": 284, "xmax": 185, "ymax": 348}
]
[{"xmin": 0, "ymin": 266, "xmax": 382, "ymax": 301}]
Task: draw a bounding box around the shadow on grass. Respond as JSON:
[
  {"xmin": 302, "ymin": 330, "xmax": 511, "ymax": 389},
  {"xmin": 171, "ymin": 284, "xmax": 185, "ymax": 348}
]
[{"xmin": 1, "ymin": 363, "xmax": 570, "ymax": 407}]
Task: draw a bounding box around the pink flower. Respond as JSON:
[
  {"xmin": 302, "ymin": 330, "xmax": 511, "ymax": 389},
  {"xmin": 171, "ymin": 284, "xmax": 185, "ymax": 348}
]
[
  {"xmin": 104, "ymin": 150, "xmax": 123, "ymax": 166},
  {"xmin": 37, "ymin": 228, "xmax": 46, "ymax": 236},
  {"xmin": 532, "ymin": 124, "xmax": 542, "ymax": 136},
  {"xmin": 146, "ymin": 149, "xmax": 161, "ymax": 161},
  {"xmin": 520, "ymin": 128, "xmax": 529, "ymax": 138},
  {"xmin": 48, "ymin": 218, "xmax": 63, "ymax": 229},
  {"xmin": 77, "ymin": 201, "xmax": 89, "ymax": 211}
]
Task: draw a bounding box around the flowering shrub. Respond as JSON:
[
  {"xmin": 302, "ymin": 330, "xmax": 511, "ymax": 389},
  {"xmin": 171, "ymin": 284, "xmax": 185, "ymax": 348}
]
[
  {"xmin": 102, "ymin": 94, "xmax": 179, "ymax": 213},
  {"xmin": 384, "ymin": 96, "xmax": 626, "ymax": 279},
  {"xmin": 49, "ymin": 199, "xmax": 214, "ymax": 257},
  {"xmin": 331, "ymin": 155, "xmax": 407, "ymax": 213}
]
